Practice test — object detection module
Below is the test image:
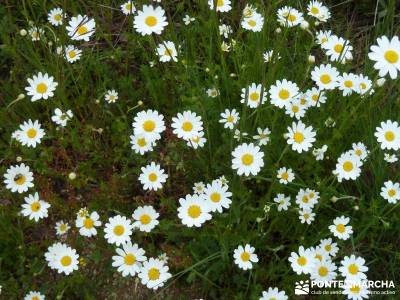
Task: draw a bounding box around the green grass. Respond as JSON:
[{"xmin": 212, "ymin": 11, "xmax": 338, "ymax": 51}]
[{"xmin": 0, "ymin": 0, "xmax": 400, "ymax": 299}]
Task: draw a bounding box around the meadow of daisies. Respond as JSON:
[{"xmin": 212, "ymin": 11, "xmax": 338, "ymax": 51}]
[{"xmin": 1, "ymin": 0, "xmax": 400, "ymax": 299}]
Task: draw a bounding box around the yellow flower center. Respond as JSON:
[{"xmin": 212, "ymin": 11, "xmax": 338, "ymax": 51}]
[
  {"xmin": 348, "ymin": 263, "xmax": 359, "ymax": 275},
  {"xmin": 297, "ymin": 256, "xmax": 307, "ymax": 266},
  {"xmin": 287, "ymin": 14, "xmax": 297, "ymax": 22},
  {"xmin": 148, "ymin": 267, "xmax": 160, "ymax": 280},
  {"xmin": 84, "ymin": 218, "xmax": 94, "ymax": 229},
  {"xmin": 247, "ymin": 20, "xmax": 257, "ymax": 27},
  {"xmin": 27, "ymin": 128, "xmax": 37, "ymax": 138},
  {"xmin": 140, "ymin": 214, "xmax": 151, "ymax": 225},
  {"xmin": 164, "ymin": 48, "xmax": 173, "ymax": 56},
  {"xmin": 54, "ymin": 14, "xmax": 62, "ymax": 21},
  {"xmin": 148, "ymin": 173, "xmax": 158, "ymax": 182},
  {"xmin": 318, "ymin": 266, "xmax": 329, "ymax": 277},
  {"xmin": 60, "ymin": 223, "xmax": 67, "ymax": 231},
  {"xmin": 360, "ymin": 83, "xmax": 367, "ymax": 90},
  {"xmin": 241, "ymin": 154, "xmax": 254, "ymax": 166},
  {"xmin": 344, "ymin": 80, "xmax": 353, "ymax": 88},
  {"xmin": 336, "ymin": 224, "xmax": 346, "ymax": 233},
  {"xmin": 68, "ymin": 50, "xmax": 76, "ymax": 58},
  {"xmin": 137, "ymin": 138, "xmax": 147, "ymax": 147},
  {"xmin": 302, "ymin": 196, "xmax": 309, "ymax": 203},
  {"xmin": 36, "ymin": 83, "xmax": 48, "ymax": 94},
  {"xmin": 210, "ymin": 192, "xmax": 221, "ymax": 203},
  {"xmin": 334, "ymin": 44, "xmax": 343, "ymax": 53},
  {"xmin": 278, "ymin": 89, "xmax": 290, "ymax": 100},
  {"xmin": 241, "ymin": 252, "xmax": 250, "ymax": 262},
  {"xmin": 125, "ymin": 3, "xmax": 132, "ymax": 11},
  {"xmin": 31, "ymin": 201, "xmax": 41, "ymax": 212},
  {"xmin": 384, "ymin": 50, "xmax": 399, "ymax": 64},
  {"xmin": 355, "ymin": 149, "xmax": 362, "ymax": 156},
  {"xmin": 124, "ymin": 254, "xmax": 136, "ymax": 265},
  {"xmin": 249, "ymin": 92, "xmax": 259, "ymax": 101},
  {"xmin": 182, "ymin": 121, "xmax": 193, "ymax": 132},
  {"xmin": 350, "ymin": 285, "xmax": 361, "ymax": 294},
  {"xmin": 188, "ymin": 205, "xmax": 201, "ymax": 218},
  {"xmin": 303, "ymin": 213, "xmax": 310, "ymax": 219},
  {"xmin": 113, "ymin": 225, "xmax": 125, "ymax": 236},
  {"xmin": 320, "ymin": 74, "xmax": 331, "ymax": 84},
  {"xmin": 32, "ymin": 297, "xmax": 39, "ymax": 300},
  {"xmin": 292, "ymin": 105, "xmax": 299, "ymax": 113},
  {"xmin": 388, "ymin": 189, "xmax": 396, "ymax": 197},
  {"xmin": 293, "ymin": 132, "xmax": 305, "ymax": 143},
  {"xmin": 226, "ymin": 115, "xmax": 234, "ymax": 122},
  {"xmin": 14, "ymin": 174, "xmax": 26, "ymax": 185},
  {"xmin": 325, "ymin": 244, "xmax": 331, "ymax": 251},
  {"xmin": 145, "ymin": 16, "xmax": 157, "ymax": 27},
  {"xmin": 217, "ymin": 0, "xmax": 224, "ymax": 6},
  {"xmin": 343, "ymin": 161, "xmax": 354, "ymax": 172},
  {"xmin": 61, "ymin": 255, "xmax": 72, "ymax": 267},
  {"xmin": 281, "ymin": 172, "xmax": 289, "ymax": 180},
  {"xmin": 311, "ymin": 7, "xmax": 319, "ymax": 14},
  {"xmin": 385, "ymin": 131, "xmax": 395, "ymax": 142},
  {"xmin": 312, "ymin": 94, "xmax": 319, "ymax": 102},
  {"xmin": 143, "ymin": 120, "xmax": 156, "ymax": 132},
  {"xmin": 321, "ymin": 37, "xmax": 328, "ymax": 44},
  {"xmin": 77, "ymin": 25, "xmax": 88, "ymax": 35}
]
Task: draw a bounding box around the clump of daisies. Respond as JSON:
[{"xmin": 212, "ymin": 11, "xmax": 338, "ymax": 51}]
[{"xmin": 241, "ymin": 4, "xmax": 264, "ymax": 32}]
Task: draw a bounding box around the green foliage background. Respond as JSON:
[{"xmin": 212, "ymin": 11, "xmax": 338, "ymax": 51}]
[{"xmin": 0, "ymin": 0, "xmax": 399, "ymax": 299}]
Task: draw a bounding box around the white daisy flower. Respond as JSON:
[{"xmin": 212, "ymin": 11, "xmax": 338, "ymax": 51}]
[
  {"xmin": 138, "ymin": 162, "xmax": 168, "ymax": 191},
  {"xmin": 351, "ymin": 142, "xmax": 369, "ymax": 161},
  {"xmin": 337, "ymin": 73, "xmax": 359, "ymax": 96},
  {"xmin": 311, "ymin": 64, "xmax": 339, "ymax": 90},
  {"xmin": 45, "ymin": 242, "xmax": 79, "ymax": 275},
  {"xmin": 132, "ymin": 205, "xmax": 160, "ymax": 232},
  {"xmin": 112, "ymin": 241, "xmax": 146, "ymax": 277},
  {"xmin": 130, "ymin": 133, "xmax": 156, "ymax": 155},
  {"xmin": 299, "ymin": 209, "xmax": 315, "ymax": 224},
  {"xmin": 138, "ymin": 257, "xmax": 172, "ymax": 290},
  {"xmin": 305, "ymin": 87, "xmax": 327, "ymax": 107},
  {"xmin": 277, "ymin": 167, "xmax": 295, "ymax": 184},
  {"xmin": 25, "ymin": 72, "xmax": 58, "ymax": 101},
  {"xmin": 48, "ymin": 7, "xmax": 65, "ymax": 26},
  {"xmin": 134, "ymin": 5, "xmax": 168, "ymax": 36},
  {"xmin": 105, "ymin": 89, "xmax": 119, "ymax": 103},
  {"xmin": 75, "ymin": 211, "xmax": 102, "ymax": 237},
  {"xmin": 334, "ymin": 152, "xmax": 362, "ymax": 182},
  {"xmin": 120, "ymin": 1, "xmax": 136, "ymax": 15},
  {"xmin": 288, "ymin": 246, "xmax": 315, "ymax": 274},
  {"xmin": 233, "ymin": 244, "xmax": 258, "ymax": 270},
  {"xmin": 286, "ymin": 121, "xmax": 316, "ymax": 153},
  {"xmin": 55, "ymin": 220, "xmax": 70, "ymax": 236},
  {"xmin": 313, "ymin": 145, "xmax": 328, "ymax": 160},
  {"xmin": 66, "ymin": 15, "xmax": 96, "ymax": 41},
  {"xmin": 64, "ymin": 45, "xmax": 82, "ymax": 63},
  {"xmin": 259, "ymin": 287, "xmax": 288, "ymax": 300},
  {"xmin": 253, "ymin": 127, "xmax": 271, "ymax": 146},
  {"xmin": 104, "ymin": 215, "xmax": 133, "ymax": 246},
  {"xmin": 380, "ymin": 180, "xmax": 400, "ymax": 204},
  {"xmin": 319, "ymin": 238, "xmax": 339, "ymax": 257},
  {"xmin": 241, "ymin": 12, "xmax": 264, "ymax": 32},
  {"xmin": 193, "ymin": 182, "xmax": 205, "ymax": 194},
  {"xmin": 4, "ymin": 163, "xmax": 34, "ymax": 194},
  {"xmin": 219, "ymin": 109, "xmax": 239, "ymax": 130},
  {"xmin": 368, "ymin": 35, "xmax": 400, "ymax": 79},
  {"xmin": 208, "ymin": 0, "xmax": 232, "ymax": 12},
  {"xmin": 241, "ymin": 83, "xmax": 267, "ymax": 108},
  {"xmin": 177, "ymin": 194, "xmax": 212, "ymax": 227},
  {"xmin": 15, "ymin": 119, "xmax": 45, "ymax": 148},
  {"xmin": 329, "ymin": 215, "xmax": 353, "ymax": 240},
  {"xmin": 51, "ymin": 108, "xmax": 73, "ymax": 127},
  {"xmin": 24, "ymin": 291, "xmax": 45, "ymax": 300},
  {"xmin": 339, "ymin": 255, "xmax": 368, "ymax": 281},
  {"xmin": 310, "ymin": 259, "xmax": 337, "ymax": 282},
  {"xmin": 232, "ymin": 143, "xmax": 264, "ymax": 176},
  {"xmin": 28, "ymin": 26, "xmax": 44, "ymax": 41},
  {"xmin": 274, "ymin": 193, "xmax": 291, "ymax": 211},
  {"xmin": 384, "ymin": 153, "xmax": 398, "ymax": 163},
  {"xmin": 323, "ymin": 35, "xmax": 353, "ymax": 63},
  {"xmin": 132, "ymin": 109, "xmax": 166, "ymax": 140},
  {"xmin": 156, "ymin": 41, "xmax": 178, "ymax": 62},
  {"xmin": 269, "ymin": 79, "xmax": 299, "ymax": 109},
  {"xmin": 277, "ymin": 6, "xmax": 303, "ymax": 27},
  {"xmin": 202, "ymin": 179, "xmax": 232, "ymax": 213},
  {"xmin": 374, "ymin": 120, "xmax": 400, "ymax": 150},
  {"xmin": 21, "ymin": 192, "xmax": 50, "ymax": 222},
  {"xmin": 342, "ymin": 281, "xmax": 370, "ymax": 300},
  {"xmin": 171, "ymin": 111, "xmax": 203, "ymax": 141}
]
